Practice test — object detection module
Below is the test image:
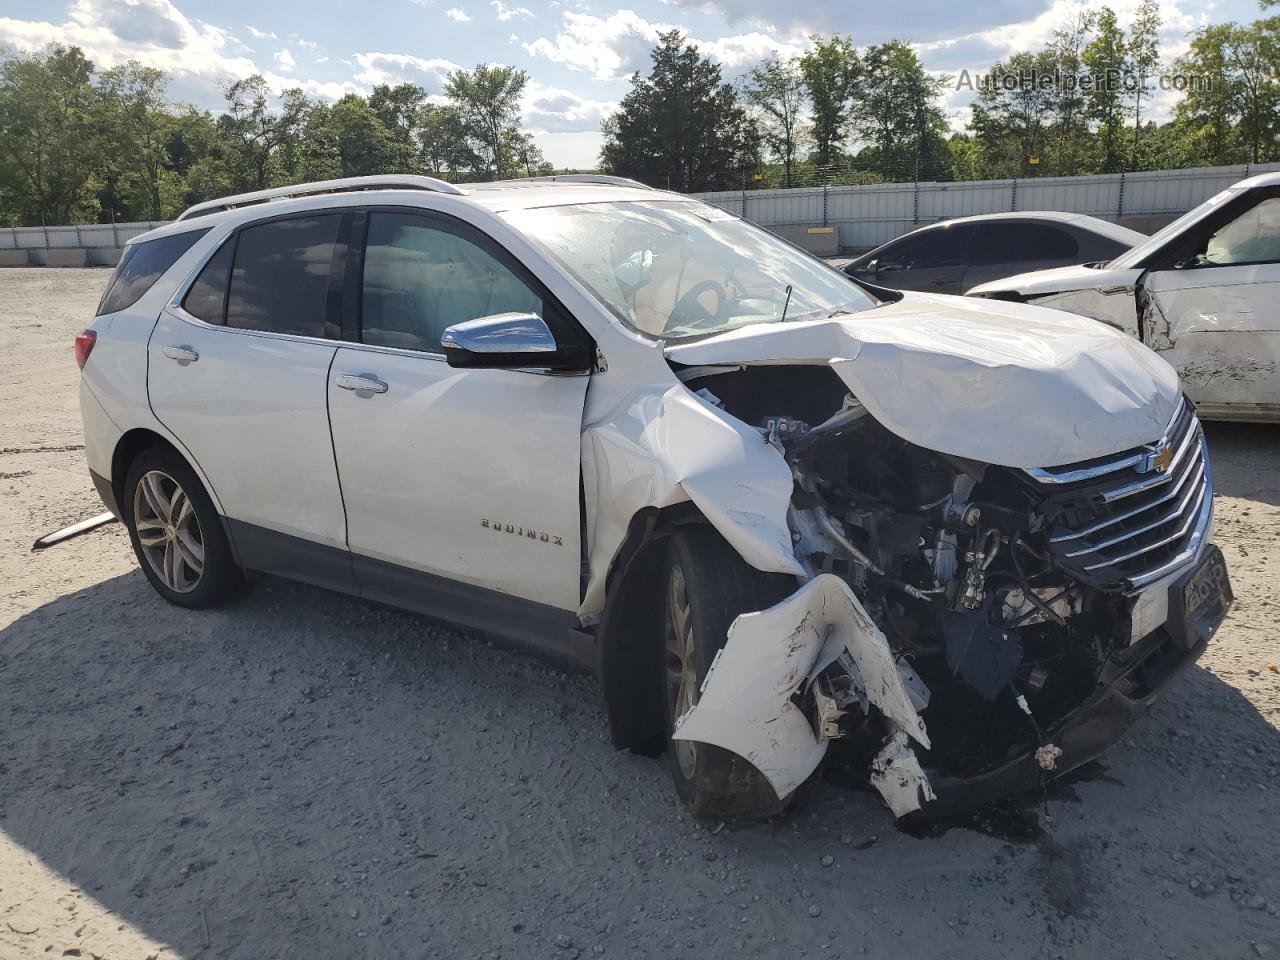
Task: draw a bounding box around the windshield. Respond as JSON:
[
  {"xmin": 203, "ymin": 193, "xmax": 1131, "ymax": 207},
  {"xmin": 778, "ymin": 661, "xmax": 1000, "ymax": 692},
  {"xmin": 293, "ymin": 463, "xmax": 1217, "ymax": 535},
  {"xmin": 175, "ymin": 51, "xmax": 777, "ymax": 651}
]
[
  {"xmin": 501, "ymin": 200, "xmax": 876, "ymax": 340},
  {"xmin": 1109, "ymin": 187, "xmax": 1241, "ymax": 269}
]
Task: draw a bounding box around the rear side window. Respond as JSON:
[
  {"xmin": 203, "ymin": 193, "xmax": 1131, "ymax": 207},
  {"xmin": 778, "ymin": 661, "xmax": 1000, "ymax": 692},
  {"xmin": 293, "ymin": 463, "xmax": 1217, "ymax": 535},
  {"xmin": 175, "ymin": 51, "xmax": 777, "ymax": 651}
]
[
  {"xmin": 974, "ymin": 223, "xmax": 1078, "ymax": 265},
  {"xmin": 182, "ymin": 238, "xmax": 235, "ymax": 324},
  {"xmin": 226, "ymin": 215, "xmax": 344, "ymax": 339},
  {"xmin": 96, "ymin": 228, "xmax": 209, "ymax": 316}
]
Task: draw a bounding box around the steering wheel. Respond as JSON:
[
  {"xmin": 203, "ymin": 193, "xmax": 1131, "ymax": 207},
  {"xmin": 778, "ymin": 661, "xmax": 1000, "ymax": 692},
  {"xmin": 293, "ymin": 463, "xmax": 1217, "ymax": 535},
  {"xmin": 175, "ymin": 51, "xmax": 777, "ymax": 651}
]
[{"xmin": 666, "ymin": 280, "xmax": 727, "ymax": 332}]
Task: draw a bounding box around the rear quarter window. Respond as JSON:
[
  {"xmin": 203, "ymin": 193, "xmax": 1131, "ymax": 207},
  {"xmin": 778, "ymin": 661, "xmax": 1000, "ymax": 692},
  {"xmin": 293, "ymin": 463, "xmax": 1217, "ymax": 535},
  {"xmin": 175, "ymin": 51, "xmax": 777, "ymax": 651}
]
[{"xmin": 96, "ymin": 228, "xmax": 210, "ymax": 317}]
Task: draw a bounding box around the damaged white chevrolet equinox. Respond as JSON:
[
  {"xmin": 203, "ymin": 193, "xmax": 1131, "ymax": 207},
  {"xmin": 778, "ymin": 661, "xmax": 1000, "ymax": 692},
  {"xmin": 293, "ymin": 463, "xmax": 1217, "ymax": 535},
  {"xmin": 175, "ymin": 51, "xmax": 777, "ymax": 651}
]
[{"xmin": 78, "ymin": 175, "xmax": 1234, "ymax": 820}]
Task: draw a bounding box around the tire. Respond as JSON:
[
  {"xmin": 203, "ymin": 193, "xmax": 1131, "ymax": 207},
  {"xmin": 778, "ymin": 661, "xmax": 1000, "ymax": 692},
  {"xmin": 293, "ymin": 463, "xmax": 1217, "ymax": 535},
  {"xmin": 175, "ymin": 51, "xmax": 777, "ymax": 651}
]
[
  {"xmin": 122, "ymin": 445, "xmax": 243, "ymax": 608},
  {"xmin": 661, "ymin": 525, "xmax": 796, "ymax": 821}
]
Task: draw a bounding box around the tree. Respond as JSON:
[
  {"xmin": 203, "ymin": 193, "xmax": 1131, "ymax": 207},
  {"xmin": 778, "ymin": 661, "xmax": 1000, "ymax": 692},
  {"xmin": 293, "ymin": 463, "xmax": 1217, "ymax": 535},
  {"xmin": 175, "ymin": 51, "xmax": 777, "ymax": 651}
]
[
  {"xmin": 1127, "ymin": 0, "xmax": 1161, "ymax": 167},
  {"xmin": 855, "ymin": 40, "xmax": 950, "ymax": 181},
  {"xmin": 738, "ymin": 55, "xmax": 807, "ymax": 187},
  {"xmin": 218, "ymin": 75, "xmax": 309, "ymax": 191},
  {"xmin": 970, "ymin": 50, "xmax": 1059, "ymax": 177},
  {"xmin": 1081, "ymin": 8, "xmax": 1130, "ymax": 172},
  {"xmin": 797, "ymin": 34, "xmax": 861, "ymax": 167},
  {"xmin": 0, "ymin": 45, "xmax": 100, "ymax": 225},
  {"xmin": 1175, "ymin": 18, "xmax": 1280, "ymax": 164},
  {"xmin": 97, "ymin": 62, "xmax": 175, "ymax": 219},
  {"xmin": 1048, "ymin": 9, "xmax": 1097, "ymax": 176},
  {"xmin": 599, "ymin": 31, "xmax": 757, "ymax": 191},
  {"xmin": 301, "ymin": 94, "xmax": 402, "ymax": 180},
  {"xmin": 444, "ymin": 64, "xmax": 528, "ymax": 179},
  {"xmin": 369, "ymin": 82, "xmax": 428, "ymax": 170}
]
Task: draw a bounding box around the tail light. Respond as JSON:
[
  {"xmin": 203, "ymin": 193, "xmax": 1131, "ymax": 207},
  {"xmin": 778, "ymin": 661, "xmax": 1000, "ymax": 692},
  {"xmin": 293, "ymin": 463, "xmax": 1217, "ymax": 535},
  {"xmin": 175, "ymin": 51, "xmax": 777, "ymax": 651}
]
[{"xmin": 74, "ymin": 329, "xmax": 97, "ymax": 370}]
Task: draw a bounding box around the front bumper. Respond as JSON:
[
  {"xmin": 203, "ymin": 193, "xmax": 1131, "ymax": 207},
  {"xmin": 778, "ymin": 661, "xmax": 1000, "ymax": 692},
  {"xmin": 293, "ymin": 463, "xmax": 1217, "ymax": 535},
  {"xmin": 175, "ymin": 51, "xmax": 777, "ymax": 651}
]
[{"xmin": 920, "ymin": 543, "xmax": 1231, "ymax": 817}]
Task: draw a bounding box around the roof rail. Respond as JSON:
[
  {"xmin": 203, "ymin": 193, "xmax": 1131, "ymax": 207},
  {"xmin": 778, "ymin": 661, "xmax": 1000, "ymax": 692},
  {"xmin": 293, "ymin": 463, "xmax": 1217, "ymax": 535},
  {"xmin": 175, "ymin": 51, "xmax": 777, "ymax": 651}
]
[
  {"xmin": 518, "ymin": 174, "xmax": 654, "ymax": 189},
  {"xmin": 175, "ymin": 175, "xmax": 469, "ymax": 221}
]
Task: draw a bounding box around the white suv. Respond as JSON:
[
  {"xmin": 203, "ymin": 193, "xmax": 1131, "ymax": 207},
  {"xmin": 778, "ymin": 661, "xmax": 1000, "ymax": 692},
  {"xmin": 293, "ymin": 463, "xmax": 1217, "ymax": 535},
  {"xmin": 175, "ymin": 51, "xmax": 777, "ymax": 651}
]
[{"xmin": 78, "ymin": 175, "xmax": 1232, "ymax": 820}]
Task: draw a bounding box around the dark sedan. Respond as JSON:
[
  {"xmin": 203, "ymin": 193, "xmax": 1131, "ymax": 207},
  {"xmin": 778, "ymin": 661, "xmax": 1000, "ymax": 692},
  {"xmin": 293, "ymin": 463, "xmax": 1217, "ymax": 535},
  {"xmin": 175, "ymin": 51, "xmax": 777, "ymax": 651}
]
[{"xmin": 842, "ymin": 211, "xmax": 1146, "ymax": 294}]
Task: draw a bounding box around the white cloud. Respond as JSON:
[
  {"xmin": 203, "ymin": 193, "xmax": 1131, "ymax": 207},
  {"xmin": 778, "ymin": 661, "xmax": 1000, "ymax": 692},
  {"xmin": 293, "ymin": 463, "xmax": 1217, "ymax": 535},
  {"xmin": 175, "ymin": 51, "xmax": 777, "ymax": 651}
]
[
  {"xmin": 293, "ymin": 37, "xmax": 321, "ymax": 50},
  {"xmin": 445, "ymin": 7, "xmax": 472, "ymax": 21},
  {"xmin": 523, "ymin": 9, "xmax": 804, "ymax": 82},
  {"xmin": 524, "ymin": 10, "xmax": 661, "ymax": 81},
  {"xmin": 522, "ymin": 79, "xmax": 617, "ymax": 134},
  {"xmin": 275, "ymin": 48, "xmax": 296, "ymax": 71},
  {"xmin": 246, "ymin": 25, "xmax": 276, "ymax": 40},
  {"xmin": 491, "ymin": 0, "xmax": 534, "ymax": 21},
  {"xmin": 352, "ymin": 51, "xmax": 462, "ymax": 89}
]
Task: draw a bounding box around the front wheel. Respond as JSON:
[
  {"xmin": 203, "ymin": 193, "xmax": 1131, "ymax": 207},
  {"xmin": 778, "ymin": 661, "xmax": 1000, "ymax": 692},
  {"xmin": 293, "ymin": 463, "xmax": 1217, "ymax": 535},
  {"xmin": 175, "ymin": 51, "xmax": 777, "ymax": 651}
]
[
  {"xmin": 660, "ymin": 526, "xmax": 795, "ymax": 821},
  {"xmin": 122, "ymin": 446, "xmax": 244, "ymax": 608}
]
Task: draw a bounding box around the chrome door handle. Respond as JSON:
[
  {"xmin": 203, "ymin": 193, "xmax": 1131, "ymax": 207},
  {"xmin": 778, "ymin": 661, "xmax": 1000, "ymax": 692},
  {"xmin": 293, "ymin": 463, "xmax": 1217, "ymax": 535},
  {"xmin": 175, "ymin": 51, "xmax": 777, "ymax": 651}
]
[
  {"xmin": 335, "ymin": 373, "xmax": 388, "ymax": 394},
  {"xmin": 162, "ymin": 344, "xmax": 199, "ymax": 363}
]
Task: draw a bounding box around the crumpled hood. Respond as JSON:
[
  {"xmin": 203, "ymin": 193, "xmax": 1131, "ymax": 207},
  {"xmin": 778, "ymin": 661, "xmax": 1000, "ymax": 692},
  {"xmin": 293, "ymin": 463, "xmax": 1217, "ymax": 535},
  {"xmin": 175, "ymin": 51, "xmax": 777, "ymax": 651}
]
[
  {"xmin": 968, "ymin": 262, "xmax": 1143, "ymax": 297},
  {"xmin": 664, "ymin": 292, "xmax": 1182, "ymax": 469}
]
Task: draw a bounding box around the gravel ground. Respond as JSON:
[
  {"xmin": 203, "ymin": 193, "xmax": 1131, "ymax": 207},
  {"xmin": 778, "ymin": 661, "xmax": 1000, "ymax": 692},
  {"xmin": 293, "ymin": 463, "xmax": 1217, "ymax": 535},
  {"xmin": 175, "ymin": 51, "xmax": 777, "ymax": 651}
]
[{"xmin": 1, "ymin": 267, "xmax": 1278, "ymax": 960}]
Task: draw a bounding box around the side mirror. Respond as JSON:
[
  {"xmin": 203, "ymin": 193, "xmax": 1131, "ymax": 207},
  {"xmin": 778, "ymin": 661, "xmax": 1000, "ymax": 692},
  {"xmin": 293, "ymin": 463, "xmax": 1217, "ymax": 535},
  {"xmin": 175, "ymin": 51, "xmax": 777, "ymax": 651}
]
[
  {"xmin": 866, "ymin": 258, "xmax": 879, "ymax": 277},
  {"xmin": 441, "ymin": 312, "xmax": 586, "ymax": 371}
]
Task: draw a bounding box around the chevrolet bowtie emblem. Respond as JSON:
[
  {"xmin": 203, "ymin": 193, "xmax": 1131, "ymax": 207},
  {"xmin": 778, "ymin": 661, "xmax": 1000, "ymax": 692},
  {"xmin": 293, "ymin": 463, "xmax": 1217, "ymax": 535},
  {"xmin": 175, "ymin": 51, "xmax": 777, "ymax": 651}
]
[{"xmin": 1141, "ymin": 441, "xmax": 1174, "ymax": 474}]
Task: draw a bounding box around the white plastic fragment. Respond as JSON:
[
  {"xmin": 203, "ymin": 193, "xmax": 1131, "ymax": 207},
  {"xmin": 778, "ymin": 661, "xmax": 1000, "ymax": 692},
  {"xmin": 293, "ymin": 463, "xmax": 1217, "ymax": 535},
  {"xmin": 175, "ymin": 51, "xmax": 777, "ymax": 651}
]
[
  {"xmin": 870, "ymin": 731, "xmax": 938, "ymax": 818},
  {"xmin": 673, "ymin": 573, "xmax": 931, "ymax": 803}
]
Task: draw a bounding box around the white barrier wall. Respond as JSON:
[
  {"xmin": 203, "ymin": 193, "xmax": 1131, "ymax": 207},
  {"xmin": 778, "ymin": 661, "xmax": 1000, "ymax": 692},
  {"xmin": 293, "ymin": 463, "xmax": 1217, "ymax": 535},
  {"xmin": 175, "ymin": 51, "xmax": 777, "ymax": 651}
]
[
  {"xmin": 7, "ymin": 161, "xmax": 1280, "ymax": 258},
  {"xmin": 694, "ymin": 162, "xmax": 1280, "ymax": 250},
  {"xmin": 0, "ymin": 221, "xmax": 166, "ymax": 251}
]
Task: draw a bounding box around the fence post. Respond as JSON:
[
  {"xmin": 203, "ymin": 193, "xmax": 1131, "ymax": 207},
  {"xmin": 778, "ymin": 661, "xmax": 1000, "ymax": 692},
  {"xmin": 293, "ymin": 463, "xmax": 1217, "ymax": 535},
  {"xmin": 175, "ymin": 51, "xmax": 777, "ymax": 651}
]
[
  {"xmin": 1010, "ymin": 179, "xmax": 1017, "ymax": 212},
  {"xmin": 74, "ymin": 224, "xmax": 82, "ymax": 250},
  {"xmin": 913, "ymin": 179, "xmax": 920, "ymax": 225},
  {"xmin": 1117, "ymin": 171, "xmax": 1125, "ymax": 221},
  {"xmin": 822, "ymin": 185, "xmax": 828, "ymax": 227}
]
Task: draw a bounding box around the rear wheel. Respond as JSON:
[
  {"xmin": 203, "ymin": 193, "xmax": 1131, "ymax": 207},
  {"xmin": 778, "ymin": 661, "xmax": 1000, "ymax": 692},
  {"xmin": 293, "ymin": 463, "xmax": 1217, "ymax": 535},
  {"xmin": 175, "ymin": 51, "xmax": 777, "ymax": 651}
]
[
  {"xmin": 660, "ymin": 526, "xmax": 795, "ymax": 821},
  {"xmin": 123, "ymin": 447, "xmax": 243, "ymax": 608}
]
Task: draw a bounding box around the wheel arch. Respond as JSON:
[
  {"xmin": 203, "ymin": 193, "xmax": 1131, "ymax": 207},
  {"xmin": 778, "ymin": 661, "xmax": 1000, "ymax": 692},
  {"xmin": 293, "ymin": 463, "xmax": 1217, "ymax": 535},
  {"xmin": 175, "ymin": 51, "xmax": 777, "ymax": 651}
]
[
  {"xmin": 111, "ymin": 428, "xmax": 239, "ymax": 563},
  {"xmin": 596, "ymin": 501, "xmax": 715, "ymax": 754}
]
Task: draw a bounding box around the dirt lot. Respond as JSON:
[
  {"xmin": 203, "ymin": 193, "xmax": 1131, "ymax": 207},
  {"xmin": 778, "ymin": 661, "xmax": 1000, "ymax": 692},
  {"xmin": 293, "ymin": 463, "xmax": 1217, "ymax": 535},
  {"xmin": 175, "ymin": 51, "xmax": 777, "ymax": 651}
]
[{"xmin": 1, "ymin": 267, "xmax": 1278, "ymax": 960}]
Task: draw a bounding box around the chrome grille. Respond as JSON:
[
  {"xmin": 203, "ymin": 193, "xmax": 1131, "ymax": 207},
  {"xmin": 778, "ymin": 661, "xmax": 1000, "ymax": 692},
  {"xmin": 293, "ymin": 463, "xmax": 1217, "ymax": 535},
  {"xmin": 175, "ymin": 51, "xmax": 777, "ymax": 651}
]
[{"xmin": 1023, "ymin": 399, "xmax": 1212, "ymax": 592}]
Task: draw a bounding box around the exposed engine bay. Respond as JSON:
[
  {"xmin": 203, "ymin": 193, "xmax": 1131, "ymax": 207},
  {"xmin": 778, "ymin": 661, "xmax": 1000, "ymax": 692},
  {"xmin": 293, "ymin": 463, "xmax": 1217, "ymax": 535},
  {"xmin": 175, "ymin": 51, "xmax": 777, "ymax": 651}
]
[{"xmin": 669, "ymin": 365, "xmax": 1228, "ymax": 817}]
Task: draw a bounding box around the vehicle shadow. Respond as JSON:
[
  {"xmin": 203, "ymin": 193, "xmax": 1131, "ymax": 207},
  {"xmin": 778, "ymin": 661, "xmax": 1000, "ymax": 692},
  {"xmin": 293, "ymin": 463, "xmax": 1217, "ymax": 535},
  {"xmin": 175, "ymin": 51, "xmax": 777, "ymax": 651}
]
[
  {"xmin": 2, "ymin": 568, "xmax": 1277, "ymax": 959},
  {"xmin": 1204, "ymin": 420, "xmax": 1280, "ymax": 506}
]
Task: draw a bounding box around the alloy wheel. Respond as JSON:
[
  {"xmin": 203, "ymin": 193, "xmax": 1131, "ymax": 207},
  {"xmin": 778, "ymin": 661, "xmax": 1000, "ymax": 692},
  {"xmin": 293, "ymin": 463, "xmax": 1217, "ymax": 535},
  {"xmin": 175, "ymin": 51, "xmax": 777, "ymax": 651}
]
[
  {"xmin": 664, "ymin": 564, "xmax": 699, "ymax": 778},
  {"xmin": 132, "ymin": 469, "xmax": 205, "ymax": 594}
]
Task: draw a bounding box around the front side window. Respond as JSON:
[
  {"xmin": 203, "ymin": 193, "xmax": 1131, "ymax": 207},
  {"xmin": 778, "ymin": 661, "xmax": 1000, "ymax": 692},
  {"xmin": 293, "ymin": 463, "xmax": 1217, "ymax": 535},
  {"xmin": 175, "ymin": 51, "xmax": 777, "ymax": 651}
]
[
  {"xmin": 97, "ymin": 228, "xmax": 209, "ymax": 316},
  {"xmin": 361, "ymin": 212, "xmax": 542, "ymax": 352},
  {"xmin": 226, "ymin": 215, "xmax": 344, "ymax": 338},
  {"xmin": 1201, "ymin": 196, "xmax": 1280, "ymax": 266},
  {"xmin": 973, "ymin": 223, "xmax": 1077, "ymax": 265},
  {"xmin": 880, "ymin": 225, "xmax": 972, "ymax": 270},
  {"xmin": 501, "ymin": 200, "xmax": 875, "ymax": 340}
]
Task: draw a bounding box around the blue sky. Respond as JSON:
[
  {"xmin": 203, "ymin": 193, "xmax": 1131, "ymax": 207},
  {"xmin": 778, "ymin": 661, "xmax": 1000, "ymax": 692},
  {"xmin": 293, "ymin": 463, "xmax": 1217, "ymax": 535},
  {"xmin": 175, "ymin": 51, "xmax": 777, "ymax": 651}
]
[{"xmin": 0, "ymin": 0, "xmax": 1260, "ymax": 168}]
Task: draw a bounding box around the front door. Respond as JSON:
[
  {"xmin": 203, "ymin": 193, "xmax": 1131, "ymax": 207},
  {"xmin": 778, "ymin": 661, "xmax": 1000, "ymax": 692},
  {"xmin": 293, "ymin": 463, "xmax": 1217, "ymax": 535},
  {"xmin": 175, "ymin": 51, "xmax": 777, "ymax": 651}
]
[
  {"xmin": 327, "ymin": 210, "xmax": 589, "ymax": 615},
  {"xmin": 1144, "ymin": 193, "xmax": 1280, "ymax": 418},
  {"xmin": 147, "ymin": 212, "xmax": 354, "ymax": 587}
]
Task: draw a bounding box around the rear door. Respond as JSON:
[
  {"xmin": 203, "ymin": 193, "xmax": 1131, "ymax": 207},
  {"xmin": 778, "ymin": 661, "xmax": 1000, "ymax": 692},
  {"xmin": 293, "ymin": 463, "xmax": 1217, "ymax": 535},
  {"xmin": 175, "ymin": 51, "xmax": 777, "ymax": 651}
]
[
  {"xmin": 963, "ymin": 221, "xmax": 1080, "ymax": 291},
  {"xmin": 1143, "ymin": 190, "xmax": 1280, "ymax": 418},
  {"xmin": 148, "ymin": 212, "xmax": 355, "ymax": 588},
  {"xmin": 327, "ymin": 209, "xmax": 589, "ymax": 616}
]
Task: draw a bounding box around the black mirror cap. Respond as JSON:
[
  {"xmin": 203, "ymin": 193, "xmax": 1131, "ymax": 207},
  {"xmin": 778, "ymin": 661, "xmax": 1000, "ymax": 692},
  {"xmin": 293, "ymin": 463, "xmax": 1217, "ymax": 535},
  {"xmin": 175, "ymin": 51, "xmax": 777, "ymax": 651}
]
[{"xmin": 443, "ymin": 342, "xmax": 589, "ymax": 371}]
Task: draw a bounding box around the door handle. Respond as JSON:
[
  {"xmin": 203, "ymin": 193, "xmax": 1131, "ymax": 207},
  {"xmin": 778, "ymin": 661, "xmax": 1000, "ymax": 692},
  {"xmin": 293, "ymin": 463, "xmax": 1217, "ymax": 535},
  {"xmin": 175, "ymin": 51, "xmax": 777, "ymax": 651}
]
[
  {"xmin": 335, "ymin": 373, "xmax": 388, "ymax": 395},
  {"xmin": 162, "ymin": 344, "xmax": 199, "ymax": 363}
]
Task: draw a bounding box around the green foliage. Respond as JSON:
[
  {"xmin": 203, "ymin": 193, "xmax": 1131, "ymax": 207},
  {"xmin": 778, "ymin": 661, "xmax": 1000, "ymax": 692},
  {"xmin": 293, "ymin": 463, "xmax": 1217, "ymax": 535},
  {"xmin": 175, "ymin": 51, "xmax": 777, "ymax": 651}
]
[
  {"xmin": 599, "ymin": 31, "xmax": 758, "ymax": 191},
  {"xmin": 797, "ymin": 35, "xmax": 861, "ymax": 167},
  {"xmin": 0, "ymin": 45, "xmax": 554, "ymax": 226}
]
